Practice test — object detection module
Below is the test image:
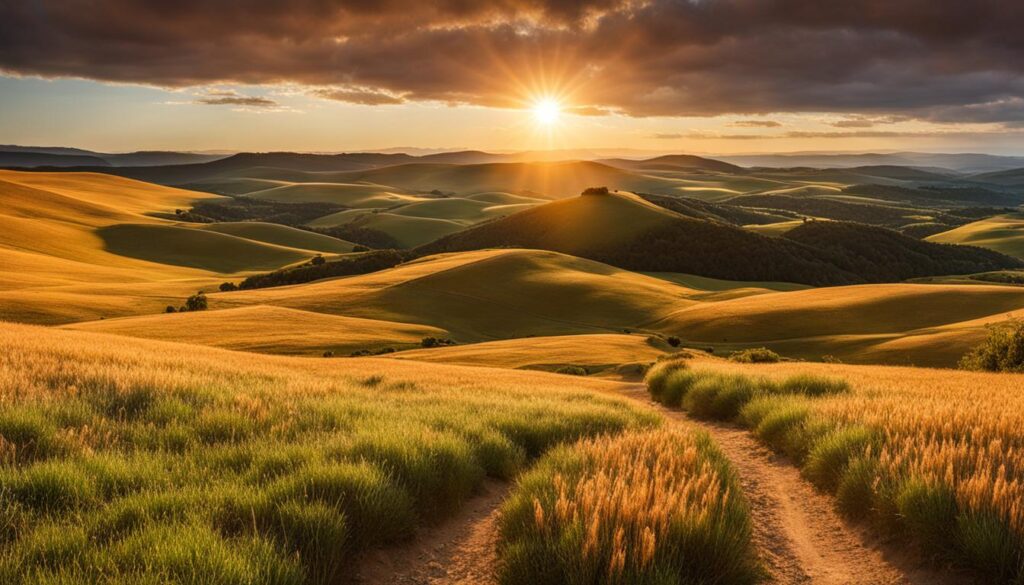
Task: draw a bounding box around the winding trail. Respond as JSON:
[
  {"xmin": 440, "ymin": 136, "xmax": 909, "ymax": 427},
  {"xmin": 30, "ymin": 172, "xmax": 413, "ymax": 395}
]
[
  {"xmin": 617, "ymin": 383, "xmax": 977, "ymax": 585},
  {"xmin": 354, "ymin": 381, "xmax": 978, "ymax": 585},
  {"xmin": 352, "ymin": 480, "xmax": 505, "ymax": 585}
]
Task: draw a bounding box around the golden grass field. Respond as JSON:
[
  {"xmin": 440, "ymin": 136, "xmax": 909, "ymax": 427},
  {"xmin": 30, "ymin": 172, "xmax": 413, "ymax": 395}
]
[
  {"xmin": 652, "ymin": 357, "xmax": 1024, "ymax": 580},
  {"xmin": 927, "ymin": 213, "xmax": 1024, "ymax": 259},
  {"xmin": 0, "ymin": 323, "xmax": 675, "ymax": 581},
  {"xmin": 391, "ymin": 333, "xmax": 670, "ymax": 373},
  {"xmin": 63, "ymin": 305, "xmax": 448, "ymax": 356}
]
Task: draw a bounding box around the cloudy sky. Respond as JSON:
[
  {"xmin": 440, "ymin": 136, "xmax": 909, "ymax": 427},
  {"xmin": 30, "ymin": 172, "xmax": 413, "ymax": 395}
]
[{"xmin": 2, "ymin": 0, "xmax": 1023, "ymax": 154}]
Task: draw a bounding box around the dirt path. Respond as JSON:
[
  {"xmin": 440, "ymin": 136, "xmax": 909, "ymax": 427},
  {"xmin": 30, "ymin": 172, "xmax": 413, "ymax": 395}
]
[
  {"xmin": 352, "ymin": 480, "xmax": 505, "ymax": 585},
  {"xmin": 618, "ymin": 384, "xmax": 976, "ymax": 585}
]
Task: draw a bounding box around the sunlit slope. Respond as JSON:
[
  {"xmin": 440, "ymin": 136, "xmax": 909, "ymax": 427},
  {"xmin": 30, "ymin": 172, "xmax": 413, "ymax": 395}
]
[
  {"xmin": 926, "ymin": 213, "xmax": 1024, "ymax": 259},
  {"xmin": 246, "ymin": 181, "xmax": 425, "ymax": 207},
  {"xmin": 211, "ymin": 249, "xmax": 702, "ymax": 340},
  {"xmin": 0, "ymin": 170, "xmax": 223, "ymax": 287},
  {"xmin": 391, "ymin": 333, "xmax": 669, "ymax": 371},
  {"xmin": 421, "ymin": 190, "xmax": 677, "ymax": 256},
  {"xmin": 198, "ymin": 222, "xmax": 356, "ymax": 253},
  {"xmin": 64, "ymin": 305, "xmax": 445, "ymax": 355},
  {"xmin": 0, "ymin": 170, "xmax": 319, "ymax": 324},
  {"xmin": 652, "ymin": 283, "xmax": 1024, "ymax": 366}
]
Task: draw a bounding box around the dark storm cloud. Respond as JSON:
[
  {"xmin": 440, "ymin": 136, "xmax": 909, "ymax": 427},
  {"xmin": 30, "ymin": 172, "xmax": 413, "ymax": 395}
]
[{"xmin": 1, "ymin": 0, "xmax": 1022, "ymax": 122}]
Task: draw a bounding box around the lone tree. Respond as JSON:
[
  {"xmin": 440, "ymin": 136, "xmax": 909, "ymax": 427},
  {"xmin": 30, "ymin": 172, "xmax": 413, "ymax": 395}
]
[{"xmin": 219, "ymin": 282, "xmax": 238, "ymax": 292}]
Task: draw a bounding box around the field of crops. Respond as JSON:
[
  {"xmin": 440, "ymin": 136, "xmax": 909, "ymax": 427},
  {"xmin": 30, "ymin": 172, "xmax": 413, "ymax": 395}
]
[{"xmin": 647, "ymin": 357, "xmax": 1024, "ymax": 581}]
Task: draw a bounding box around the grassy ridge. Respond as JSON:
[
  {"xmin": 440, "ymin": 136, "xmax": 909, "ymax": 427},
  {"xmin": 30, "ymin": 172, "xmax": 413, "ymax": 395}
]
[
  {"xmin": 0, "ymin": 323, "xmax": 655, "ymax": 584},
  {"xmin": 647, "ymin": 359, "xmax": 1024, "ymax": 581},
  {"xmin": 498, "ymin": 429, "xmax": 759, "ymax": 585}
]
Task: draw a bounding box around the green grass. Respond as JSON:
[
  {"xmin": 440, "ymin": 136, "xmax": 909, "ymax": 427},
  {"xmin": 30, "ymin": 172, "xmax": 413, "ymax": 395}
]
[
  {"xmin": 0, "ymin": 323, "xmax": 657, "ymax": 584},
  {"xmin": 498, "ymin": 429, "xmax": 760, "ymax": 585}
]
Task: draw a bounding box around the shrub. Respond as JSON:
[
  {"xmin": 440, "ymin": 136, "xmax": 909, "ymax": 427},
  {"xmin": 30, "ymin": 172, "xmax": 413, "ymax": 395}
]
[
  {"xmin": 959, "ymin": 319, "xmax": 1024, "ymax": 372},
  {"xmin": 184, "ymin": 292, "xmax": 208, "ymax": 312},
  {"xmin": 581, "ymin": 186, "xmax": 610, "ymax": 196},
  {"xmin": 310, "ymin": 255, "xmax": 326, "ymax": 266},
  {"xmin": 777, "ymin": 374, "xmax": 850, "ymax": 397},
  {"xmin": 554, "ymin": 365, "xmax": 588, "ymax": 376},
  {"xmin": 802, "ymin": 426, "xmax": 874, "ymax": 490},
  {"xmin": 164, "ymin": 305, "xmax": 176, "ymax": 313},
  {"xmin": 729, "ymin": 347, "xmax": 781, "ymax": 363},
  {"xmin": 219, "ymin": 282, "xmax": 238, "ymax": 292},
  {"xmin": 322, "ymin": 350, "xmax": 334, "ymax": 358},
  {"xmin": 666, "ymin": 336, "xmax": 681, "ymax": 347}
]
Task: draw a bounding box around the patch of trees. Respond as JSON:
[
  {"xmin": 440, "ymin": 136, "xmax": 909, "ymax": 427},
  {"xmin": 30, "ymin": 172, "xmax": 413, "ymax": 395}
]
[
  {"xmin": 640, "ymin": 193, "xmax": 793, "ymax": 226},
  {"xmin": 783, "ymin": 221, "xmax": 1022, "ymax": 281},
  {"xmin": 420, "ymin": 337, "xmax": 456, "ymax": 348},
  {"xmin": 898, "ymin": 222, "xmax": 955, "ymax": 239},
  {"xmin": 238, "ymin": 250, "xmax": 413, "ymax": 290},
  {"xmin": 166, "ymin": 292, "xmax": 208, "ymax": 313},
  {"xmin": 968, "ymin": 271, "xmax": 1024, "ymax": 286}
]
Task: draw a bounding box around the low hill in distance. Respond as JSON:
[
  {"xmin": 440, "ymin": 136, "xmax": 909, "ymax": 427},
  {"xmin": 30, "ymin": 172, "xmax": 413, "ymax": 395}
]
[{"xmin": 926, "ymin": 213, "xmax": 1024, "ymax": 259}]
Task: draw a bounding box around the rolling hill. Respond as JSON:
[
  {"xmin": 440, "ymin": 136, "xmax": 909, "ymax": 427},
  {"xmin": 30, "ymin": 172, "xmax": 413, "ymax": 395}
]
[
  {"xmin": 0, "ymin": 170, "xmax": 331, "ymax": 323},
  {"xmin": 417, "ymin": 190, "xmax": 1020, "ymax": 285},
  {"xmin": 926, "ymin": 213, "xmax": 1024, "ymax": 259},
  {"xmin": 651, "ymin": 283, "xmax": 1024, "ymax": 366},
  {"xmin": 208, "ymin": 248, "xmax": 705, "ymax": 340},
  {"xmin": 64, "ymin": 305, "xmax": 445, "ymax": 355}
]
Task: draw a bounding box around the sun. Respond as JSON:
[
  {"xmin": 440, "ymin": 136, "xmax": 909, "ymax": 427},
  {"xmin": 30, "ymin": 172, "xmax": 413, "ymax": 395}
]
[{"xmin": 532, "ymin": 98, "xmax": 562, "ymax": 125}]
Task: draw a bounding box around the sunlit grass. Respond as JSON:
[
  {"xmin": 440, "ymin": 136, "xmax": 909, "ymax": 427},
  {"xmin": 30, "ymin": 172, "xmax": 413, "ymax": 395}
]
[
  {"xmin": 649, "ymin": 357, "xmax": 1024, "ymax": 581},
  {"xmin": 0, "ymin": 323, "xmax": 657, "ymax": 584},
  {"xmin": 498, "ymin": 429, "xmax": 759, "ymax": 585}
]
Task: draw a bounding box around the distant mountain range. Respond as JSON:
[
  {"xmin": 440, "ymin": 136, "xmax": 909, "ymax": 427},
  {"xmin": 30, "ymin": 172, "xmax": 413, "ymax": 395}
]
[
  {"xmin": 5, "ymin": 144, "xmax": 1024, "ymax": 173},
  {"xmin": 716, "ymin": 152, "xmax": 1024, "ymax": 173},
  {"xmin": 0, "ymin": 145, "xmax": 227, "ymax": 168}
]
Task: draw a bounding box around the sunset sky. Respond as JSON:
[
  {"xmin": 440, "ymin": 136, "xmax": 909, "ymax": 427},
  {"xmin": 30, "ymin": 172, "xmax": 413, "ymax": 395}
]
[{"xmin": 2, "ymin": 1, "xmax": 1023, "ymax": 154}]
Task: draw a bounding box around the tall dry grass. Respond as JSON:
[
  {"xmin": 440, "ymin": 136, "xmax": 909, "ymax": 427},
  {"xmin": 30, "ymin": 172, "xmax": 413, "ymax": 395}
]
[
  {"xmin": 650, "ymin": 357, "xmax": 1024, "ymax": 581},
  {"xmin": 0, "ymin": 323, "xmax": 657, "ymax": 584},
  {"xmin": 498, "ymin": 429, "xmax": 759, "ymax": 585}
]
